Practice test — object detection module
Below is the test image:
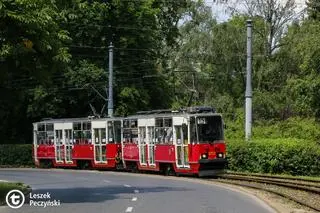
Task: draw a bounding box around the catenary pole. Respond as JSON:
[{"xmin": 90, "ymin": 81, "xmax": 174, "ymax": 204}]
[
  {"xmin": 245, "ymin": 19, "xmax": 252, "ymax": 141},
  {"xmin": 108, "ymin": 42, "xmax": 114, "ymax": 117}
]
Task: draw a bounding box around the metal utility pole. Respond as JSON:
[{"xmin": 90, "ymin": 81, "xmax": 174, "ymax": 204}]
[
  {"xmin": 107, "ymin": 42, "xmax": 114, "ymax": 117},
  {"xmin": 245, "ymin": 19, "xmax": 253, "ymax": 141}
]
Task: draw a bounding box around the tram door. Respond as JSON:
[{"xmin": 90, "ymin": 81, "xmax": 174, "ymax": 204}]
[
  {"xmin": 147, "ymin": 126, "xmax": 155, "ymax": 166},
  {"xmin": 55, "ymin": 129, "xmax": 64, "ymax": 163},
  {"xmin": 174, "ymin": 124, "xmax": 189, "ymax": 168},
  {"xmin": 64, "ymin": 129, "xmax": 73, "ymax": 163},
  {"xmin": 94, "ymin": 128, "xmax": 107, "ymax": 163},
  {"xmin": 138, "ymin": 127, "xmax": 147, "ymax": 165}
]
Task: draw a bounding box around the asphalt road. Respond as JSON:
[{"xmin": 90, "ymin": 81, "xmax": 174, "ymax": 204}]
[{"xmin": 0, "ymin": 168, "xmax": 276, "ymax": 213}]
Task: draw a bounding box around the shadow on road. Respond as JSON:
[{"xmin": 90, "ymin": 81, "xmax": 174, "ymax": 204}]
[{"xmin": 25, "ymin": 185, "xmax": 191, "ymax": 204}]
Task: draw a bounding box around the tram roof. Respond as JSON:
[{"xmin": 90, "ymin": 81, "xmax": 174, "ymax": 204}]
[
  {"xmin": 33, "ymin": 106, "xmax": 221, "ymax": 124},
  {"xmin": 33, "ymin": 116, "xmax": 124, "ymax": 124},
  {"xmin": 125, "ymin": 106, "xmax": 221, "ymax": 119}
]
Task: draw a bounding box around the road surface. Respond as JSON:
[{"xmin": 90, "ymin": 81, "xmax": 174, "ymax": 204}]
[{"xmin": 0, "ymin": 168, "xmax": 276, "ymax": 213}]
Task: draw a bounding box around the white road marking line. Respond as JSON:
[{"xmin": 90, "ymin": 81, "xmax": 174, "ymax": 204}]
[
  {"xmin": 124, "ymin": 184, "xmax": 131, "ymax": 187},
  {"xmin": 125, "ymin": 207, "xmax": 133, "ymax": 212},
  {"xmin": 132, "ymin": 197, "xmax": 137, "ymax": 201},
  {"xmin": 103, "ymin": 180, "xmax": 110, "ymax": 183},
  {"xmin": 134, "ymin": 189, "xmax": 139, "ymax": 193},
  {"xmin": 93, "ymin": 192, "xmax": 102, "ymax": 195},
  {"xmin": 0, "ymin": 180, "xmax": 9, "ymax": 182}
]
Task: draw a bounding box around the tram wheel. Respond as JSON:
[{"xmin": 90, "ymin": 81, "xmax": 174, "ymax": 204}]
[
  {"xmin": 131, "ymin": 164, "xmax": 139, "ymax": 173},
  {"xmin": 77, "ymin": 160, "xmax": 91, "ymax": 170},
  {"xmin": 164, "ymin": 164, "xmax": 175, "ymax": 176},
  {"xmin": 39, "ymin": 160, "xmax": 53, "ymax": 168}
]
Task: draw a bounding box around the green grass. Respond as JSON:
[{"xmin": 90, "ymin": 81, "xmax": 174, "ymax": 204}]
[{"xmin": 0, "ymin": 182, "xmax": 30, "ymax": 205}]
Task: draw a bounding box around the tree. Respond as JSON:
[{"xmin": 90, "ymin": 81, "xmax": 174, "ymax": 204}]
[
  {"xmin": 165, "ymin": 0, "xmax": 266, "ymax": 113},
  {"xmin": 281, "ymin": 20, "xmax": 320, "ymax": 118},
  {"xmin": 0, "ymin": 0, "xmax": 71, "ymax": 143},
  {"xmin": 0, "ymin": 0, "xmax": 192, "ymax": 143},
  {"xmin": 228, "ymin": 0, "xmax": 303, "ymax": 57},
  {"xmin": 59, "ymin": 0, "xmax": 192, "ymax": 116},
  {"xmin": 306, "ymin": 0, "xmax": 320, "ymax": 20}
]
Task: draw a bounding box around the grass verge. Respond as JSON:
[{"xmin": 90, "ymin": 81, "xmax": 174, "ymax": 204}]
[{"xmin": 0, "ymin": 182, "xmax": 31, "ymax": 206}]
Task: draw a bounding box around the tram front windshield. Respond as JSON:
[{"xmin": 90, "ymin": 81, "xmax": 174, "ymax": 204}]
[{"xmin": 195, "ymin": 116, "xmax": 224, "ymax": 143}]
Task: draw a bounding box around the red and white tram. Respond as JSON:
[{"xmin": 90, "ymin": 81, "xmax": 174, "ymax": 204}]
[{"xmin": 32, "ymin": 106, "xmax": 227, "ymax": 177}]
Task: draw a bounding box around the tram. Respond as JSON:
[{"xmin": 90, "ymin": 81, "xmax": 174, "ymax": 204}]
[{"xmin": 32, "ymin": 106, "xmax": 227, "ymax": 177}]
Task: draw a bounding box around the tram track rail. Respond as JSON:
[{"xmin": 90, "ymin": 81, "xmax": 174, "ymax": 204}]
[
  {"xmin": 212, "ymin": 173, "xmax": 320, "ymax": 212},
  {"xmin": 226, "ymin": 171, "xmax": 320, "ymax": 183},
  {"xmin": 217, "ymin": 174, "xmax": 320, "ymax": 193}
]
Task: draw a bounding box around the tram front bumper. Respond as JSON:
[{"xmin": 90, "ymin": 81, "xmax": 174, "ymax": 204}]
[{"xmin": 198, "ymin": 158, "xmax": 228, "ymax": 177}]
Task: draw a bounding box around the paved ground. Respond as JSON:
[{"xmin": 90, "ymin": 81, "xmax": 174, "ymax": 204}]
[{"xmin": 0, "ymin": 168, "xmax": 276, "ymax": 213}]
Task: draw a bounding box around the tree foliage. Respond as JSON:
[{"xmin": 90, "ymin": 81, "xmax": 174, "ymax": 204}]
[
  {"xmin": 0, "ymin": 0, "xmax": 191, "ymax": 143},
  {"xmin": 306, "ymin": 0, "xmax": 320, "ymax": 20},
  {"xmin": 1, "ymin": 0, "xmax": 320, "ymax": 144},
  {"xmin": 170, "ymin": 0, "xmax": 320, "ymax": 123}
]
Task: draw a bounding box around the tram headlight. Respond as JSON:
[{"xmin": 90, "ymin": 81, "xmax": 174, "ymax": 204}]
[
  {"xmin": 201, "ymin": 154, "xmax": 208, "ymax": 159},
  {"xmin": 218, "ymin": 153, "xmax": 223, "ymax": 158}
]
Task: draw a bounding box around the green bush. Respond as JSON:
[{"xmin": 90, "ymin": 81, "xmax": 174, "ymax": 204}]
[
  {"xmin": 0, "ymin": 144, "xmax": 34, "ymax": 167},
  {"xmin": 226, "ymin": 139, "xmax": 320, "ymax": 176},
  {"xmin": 225, "ymin": 114, "xmax": 320, "ymax": 143}
]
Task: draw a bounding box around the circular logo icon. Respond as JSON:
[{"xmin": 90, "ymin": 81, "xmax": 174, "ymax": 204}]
[{"xmin": 5, "ymin": 189, "xmax": 25, "ymax": 209}]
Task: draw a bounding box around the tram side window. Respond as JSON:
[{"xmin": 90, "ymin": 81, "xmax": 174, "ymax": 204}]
[
  {"xmin": 36, "ymin": 123, "xmax": 54, "ymax": 145},
  {"xmin": 46, "ymin": 123, "xmax": 54, "ymax": 131},
  {"xmin": 175, "ymin": 124, "xmax": 188, "ymax": 145},
  {"xmin": 73, "ymin": 122, "xmax": 92, "ymax": 144},
  {"xmin": 108, "ymin": 121, "xmax": 121, "ymax": 143},
  {"xmin": 82, "ymin": 122, "xmax": 92, "ymax": 144},
  {"xmin": 155, "ymin": 118, "xmax": 173, "ymax": 144},
  {"xmin": 108, "ymin": 121, "xmax": 114, "ymax": 143},
  {"xmin": 156, "ymin": 119, "xmax": 163, "ymax": 127},
  {"xmin": 164, "ymin": 118, "xmax": 172, "ymax": 127},
  {"xmin": 122, "ymin": 119, "xmax": 138, "ymax": 144},
  {"xmin": 148, "ymin": 127, "xmax": 155, "ymax": 143},
  {"xmin": 46, "ymin": 123, "xmax": 54, "ymax": 145},
  {"xmin": 73, "ymin": 122, "xmax": 82, "ymax": 144},
  {"xmin": 38, "ymin": 124, "xmax": 45, "ymax": 132},
  {"xmin": 165, "ymin": 130, "xmax": 173, "ymax": 144},
  {"xmin": 154, "ymin": 128, "xmax": 162, "ymax": 144},
  {"xmin": 182, "ymin": 123, "xmax": 188, "ymax": 144},
  {"xmin": 114, "ymin": 121, "xmax": 121, "ymax": 143},
  {"xmin": 37, "ymin": 124, "xmax": 45, "ymax": 145},
  {"xmin": 123, "ymin": 128, "xmax": 138, "ymax": 144},
  {"xmin": 123, "ymin": 128, "xmax": 130, "ymax": 143},
  {"xmin": 131, "ymin": 128, "xmax": 138, "ymax": 144},
  {"xmin": 190, "ymin": 117, "xmax": 197, "ymax": 143},
  {"xmin": 139, "ymin": 127, "xmax": 146, "ymax": 143},
  {"xmin": 46, "ymin": 130, "xmax": 54, "ymax": 145},
  {"xmin": 123, "ymin": 120, "xmax": 130, "ymax": 143},
  {"xmin": 175, "ymin": 126, "xmax": 182, "ymax": 144}
]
